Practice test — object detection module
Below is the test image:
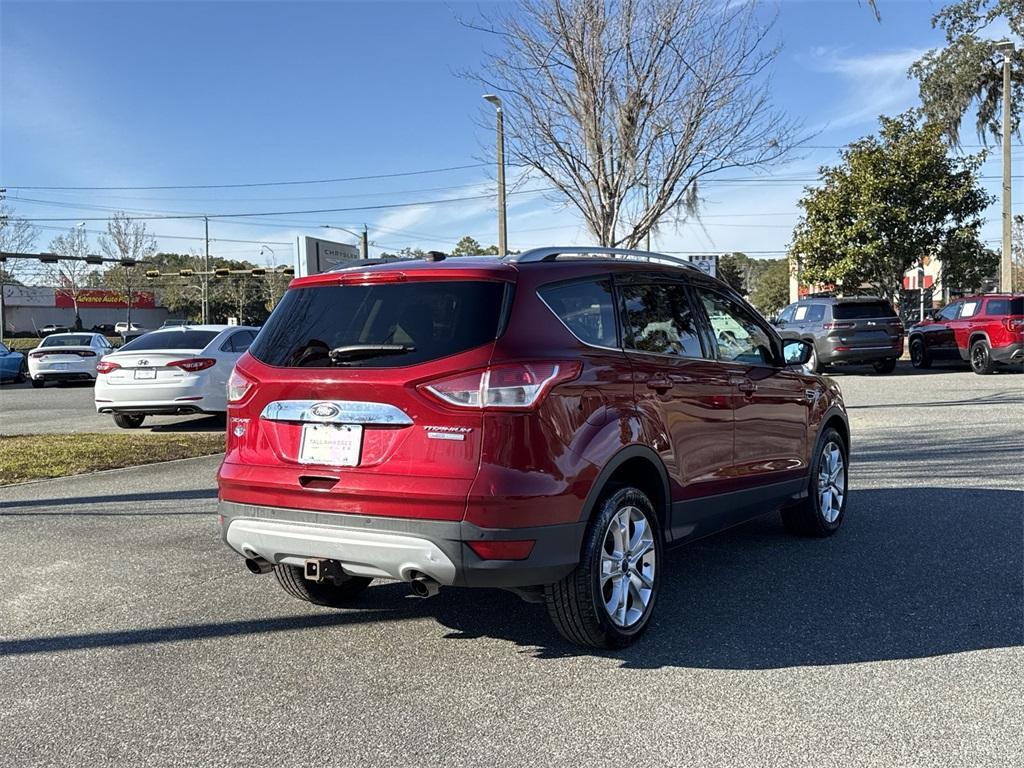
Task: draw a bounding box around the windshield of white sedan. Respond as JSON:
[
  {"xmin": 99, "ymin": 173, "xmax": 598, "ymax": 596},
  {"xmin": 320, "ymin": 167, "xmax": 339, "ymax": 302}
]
[
  {"xmin": 120, "ymin": 331, "xmax": 219, "ymax": 351},
  {"xmin": 41, "ymin": 335, "xmax": 95, "ymax": 347}
]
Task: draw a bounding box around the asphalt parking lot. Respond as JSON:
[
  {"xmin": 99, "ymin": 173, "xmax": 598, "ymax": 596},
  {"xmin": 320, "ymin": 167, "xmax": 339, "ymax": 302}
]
[
  {"xmin": 0, "ymin": 380, "xmax": 222, "ymax": 434},
  {"xmin": 1, "ymin": 364, "xmax": 1021, "ymax": 767}
]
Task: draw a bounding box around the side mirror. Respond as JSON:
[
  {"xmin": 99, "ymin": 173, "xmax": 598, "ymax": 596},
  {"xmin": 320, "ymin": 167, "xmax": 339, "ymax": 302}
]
[{"xmin": 782, "ymin": 339, "xmax": 813, "ymax": 366}]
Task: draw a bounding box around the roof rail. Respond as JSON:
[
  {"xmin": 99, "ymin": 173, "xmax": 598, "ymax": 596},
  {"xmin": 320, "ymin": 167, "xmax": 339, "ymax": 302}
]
[{"xmin": 505, "ymin": 246, "xmax": 699, "ymax": 271}]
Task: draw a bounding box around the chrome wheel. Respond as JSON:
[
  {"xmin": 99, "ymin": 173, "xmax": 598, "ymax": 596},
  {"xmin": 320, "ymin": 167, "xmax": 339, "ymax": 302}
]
[
  {"xmin": 817, "ymin": 441, "xmax": 845, "ymax": 523},
  {"xmin": 600, "ymin": 505, "xmax": 656, "ymax": 628}
]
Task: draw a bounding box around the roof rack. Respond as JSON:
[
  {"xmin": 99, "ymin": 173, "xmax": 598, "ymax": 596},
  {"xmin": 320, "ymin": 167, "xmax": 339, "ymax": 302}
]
[{"xmin": 505, "ymin": 246, "xmax": 700, "ymax": 271}]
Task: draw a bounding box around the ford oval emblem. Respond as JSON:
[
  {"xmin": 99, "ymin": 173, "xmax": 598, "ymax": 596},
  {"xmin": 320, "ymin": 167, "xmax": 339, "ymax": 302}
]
[{"xmin": 310, "ymin": 402, "xmax": 340, "ymax": 419}]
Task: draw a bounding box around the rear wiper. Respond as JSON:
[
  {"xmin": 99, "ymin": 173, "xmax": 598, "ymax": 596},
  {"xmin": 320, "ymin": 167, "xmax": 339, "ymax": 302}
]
[{"xmin": 328, "ymin": 344, "xmax": 415, "ymax": 364}]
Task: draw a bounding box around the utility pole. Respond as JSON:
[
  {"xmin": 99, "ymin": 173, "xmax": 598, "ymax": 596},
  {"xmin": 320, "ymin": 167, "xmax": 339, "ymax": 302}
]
[
  {"xmin": 203, "ymin": 216, "xmax": 210, "ymax": 324},
  {"xmin": 996, "ymin": 41, "xmax": 1015, "ymax": 292},
  {"xmin": 483, "ymin": 95, "xmax": 508, "ymax": 257},
  {"xmin": 361, "ymin": 225, "xmax": 369, "ymax": 260}
]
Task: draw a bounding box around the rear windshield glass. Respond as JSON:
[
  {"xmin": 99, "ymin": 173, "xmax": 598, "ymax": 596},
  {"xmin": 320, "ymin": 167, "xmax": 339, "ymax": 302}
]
[
  {"xmin": 249, "ymin": 280, "xmax": 507, "ymax": 368},
  {"xmin": 41, "ymin": 335, "xmax": 94, "ymax": 347},
  {"xmin": 985, "ymin": 297, "xmax": 1024, "ymax": 315},
  {"xmin": 119, "ymin": 331, "xmax": 219, "ymax": 351},
  {"xmin": 833, "ymin": 301, "xmax": 896, "ymax": 320}
]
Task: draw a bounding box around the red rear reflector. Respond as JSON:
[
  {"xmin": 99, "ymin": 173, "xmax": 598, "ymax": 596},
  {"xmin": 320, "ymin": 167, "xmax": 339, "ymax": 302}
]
[
  {"xmin": 834, "ymin": 346, "xmax": 850, "ymax": 352},
  {"xmin": 96, "ymin": 361, "xmax": 121, "ymax": 374},
  {"xmin": 168, "ymin": 357, "xmax": 217, "ymax": 372},
  {"xmin": 466, "ymin": 539, "xmax": 535, "ymax": 561}
]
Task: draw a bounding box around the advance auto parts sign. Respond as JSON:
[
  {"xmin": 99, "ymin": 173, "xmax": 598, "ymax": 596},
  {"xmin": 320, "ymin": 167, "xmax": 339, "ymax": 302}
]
[{"xmin": 55, "ymin": 289, "xmax": 156, "ymax": 309}]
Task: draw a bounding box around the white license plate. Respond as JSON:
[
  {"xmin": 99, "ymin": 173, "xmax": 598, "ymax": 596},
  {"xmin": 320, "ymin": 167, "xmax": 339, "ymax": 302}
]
[
  {"xmin": 134, "ymin": 368, "xmax": 157, "ymax": 380},
  {"xmin": 298, "ymin": 423, "xmax": 363, "ymax": 466},
  {"xmin": 54, "ymin": 363, "xmax": 68, "ymax": 371}
]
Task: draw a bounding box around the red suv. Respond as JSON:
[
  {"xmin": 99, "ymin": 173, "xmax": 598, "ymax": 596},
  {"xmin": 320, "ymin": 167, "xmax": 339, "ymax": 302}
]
[
  {"xmin": 218, "ymin": 248, "xmax": 850, "ymax": 648},
  {"xmin": 908, "ymin": 294, "xmax": 1024, "ymax": 374}
]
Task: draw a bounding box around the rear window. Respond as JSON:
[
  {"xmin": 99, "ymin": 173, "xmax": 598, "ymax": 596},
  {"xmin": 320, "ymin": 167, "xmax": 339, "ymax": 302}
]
[
  {"xmin": 833, "ymin": 301, "xmax": 896, "ymax": 320},
  {"xmin": 41, "ymin": 335, "xmax": 94, "ymax": 347},
  {"xmin": 985, "ymin": 297, "xmax": 1024, "ymax": 315},
  {"xmin": 119, "ymin": 330, "xmax": 219, "ymax": 352},
  {"xmin": 249, "ymin": 280, "xmax": 507, "ymax": 368}
]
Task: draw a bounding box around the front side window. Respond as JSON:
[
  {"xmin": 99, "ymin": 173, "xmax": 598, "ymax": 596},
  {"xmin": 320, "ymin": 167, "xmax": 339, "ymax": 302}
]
[
  {"xmin": 538, "ymin": 279, "xmax": 617, "ymax": 347},
  {"xmin": 777, "ymin": 304, "xmax": 797, "ymax": 323},
  {"xmin": 621, "ymin": 282, "xmax": 704, "ymax": 358},
  {"xmin": 695, "ymin": 289, "xmax": 776, "ymax": 366},
  {"xmin": 934, "ymin": 302, "xmax": 962, "ymax": 322}
]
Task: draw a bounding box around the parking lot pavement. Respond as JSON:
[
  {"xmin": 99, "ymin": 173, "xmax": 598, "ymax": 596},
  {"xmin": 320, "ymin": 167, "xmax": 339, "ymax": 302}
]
[
  {"xmin": 0, "ymin": 380, "xmax": 222, "ymax": 434},
  {"xmin": 0, "ymin": 365, "xmax": 1020, "ymax": 767}
]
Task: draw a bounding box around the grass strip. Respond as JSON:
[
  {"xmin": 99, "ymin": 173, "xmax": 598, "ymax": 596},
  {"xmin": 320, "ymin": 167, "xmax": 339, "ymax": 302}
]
[{"xmin": 0, "ymin": 432, "xmax": 225, "ymax": 485}]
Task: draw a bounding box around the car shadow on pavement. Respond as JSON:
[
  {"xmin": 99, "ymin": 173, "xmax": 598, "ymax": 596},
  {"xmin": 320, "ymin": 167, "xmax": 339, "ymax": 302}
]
[
  {"xmin": 148, "ymin": 415, "xmax": 226, "ymax": 433},
  {"xmin": 0, "ymin": 488, "xmax": 218, "ymax": 513},
  {"xmin": 3, "ymin": 487, "xmax": 1019, "ymax": 669}
]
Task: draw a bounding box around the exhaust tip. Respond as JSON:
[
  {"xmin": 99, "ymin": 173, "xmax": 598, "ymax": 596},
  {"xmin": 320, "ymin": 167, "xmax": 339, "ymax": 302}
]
[
  {"xmin": 409, "ymin": 575, "xmax": 440, "ymax": 598},
  {"xmin": 245, "ymin": 557, "xmax": 273, "ymax": 575}
]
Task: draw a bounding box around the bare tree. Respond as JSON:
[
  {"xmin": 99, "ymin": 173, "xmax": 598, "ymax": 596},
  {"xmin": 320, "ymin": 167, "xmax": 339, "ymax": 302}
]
[
  {"xmin": 468, "ymin": 0, "xmax": 799, "ymax": 247},
  {"xmin": 0, "ymin": 203, "xmax": 40, "ymax": 282},
  {"xmin": 99, "ymin": 212, "xmax": 157, "ymax": 328},
  {"xmin": 46, "ymin": 225, "xmax": 95, "ymax": 331}
]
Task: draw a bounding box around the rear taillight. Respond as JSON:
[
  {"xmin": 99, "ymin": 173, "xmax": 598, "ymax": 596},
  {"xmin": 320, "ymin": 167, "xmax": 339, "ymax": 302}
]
[
  {"xmin": 1004, "ymin": 318, "xmax": 1024, "ymax": 332},
  {"xmin": 96, "ymin": 360, "xmax": 121, "ymax": 374},
  {"xmin": 227, "ymin": 369, "xmax": 255, "ymax": 403},
  {"xmin": 75, "ymin": 350, "xmax": 97, "ymax": 357},
  {"xmin": 168, "ymin": 357, "xmax": 217, "ymax": 373},
  {"xmin": 822, "ymin": 322, "xmax": 855, "ymax": 330},
  {"xmin": 420, "ymin": 361, "xmax": 582, "ymax": 410}
]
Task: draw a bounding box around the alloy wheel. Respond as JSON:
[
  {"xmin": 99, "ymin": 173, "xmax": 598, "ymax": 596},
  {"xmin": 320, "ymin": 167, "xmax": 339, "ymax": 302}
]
[
  {"xmin": 600, "ymin": 505, "xmax": 656, "ymax": 628},
  {"xmin": 817, "ymin": 441, "xmax": 845, "ymax": 523}
]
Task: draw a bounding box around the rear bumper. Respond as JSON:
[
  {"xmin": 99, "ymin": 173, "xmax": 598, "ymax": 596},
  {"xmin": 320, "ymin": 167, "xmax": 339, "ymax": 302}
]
[
  {"xmin": 990, "ymin": 343, "xmax": 1024, "ymax": 364},
  {"xmin": 96, "ymin": 403, "xmax": 213, "ymax": 415},
  {"xmin": 33, "ymin": 371, "xmax": 95, "ymax": 382},
  {"xmin": 219, "ymin": 500, "xmax": 584, "ymax": 589},
  {"xmin": 819, "ymin": 339, "xmax": 902, "ymax": 364}
]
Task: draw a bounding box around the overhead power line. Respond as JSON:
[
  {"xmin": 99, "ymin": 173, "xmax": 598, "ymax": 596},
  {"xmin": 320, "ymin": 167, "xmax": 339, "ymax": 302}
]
[{"xmin": 2, "ymin": 163, "xmax": 489, "ymax": 191}]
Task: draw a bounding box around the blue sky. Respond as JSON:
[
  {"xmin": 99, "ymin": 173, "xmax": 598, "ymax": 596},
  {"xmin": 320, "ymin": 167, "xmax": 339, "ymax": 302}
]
[{"xmin": 1, "ymin": 0, "xmax": 1020, "ymax": 267}]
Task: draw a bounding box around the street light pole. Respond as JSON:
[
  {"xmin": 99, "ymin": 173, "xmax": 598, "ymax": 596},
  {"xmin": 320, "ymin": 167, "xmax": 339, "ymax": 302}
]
[
  {"xmin": 996, "ymin": 40, "xmax": 1015, "ymax": 292},
  {"xmin": 483, "ymin": 94, "xmax": 508, "ymax": 257},
  {"xmin": 203, "ymin": 215, "xmax": 210, "ymax": 324}
]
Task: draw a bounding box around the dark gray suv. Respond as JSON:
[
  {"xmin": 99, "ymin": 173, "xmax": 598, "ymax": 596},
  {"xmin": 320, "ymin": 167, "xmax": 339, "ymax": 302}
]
[{"xmin": 773, "ymin": 296, "xmax": 904, "ymax": 373}]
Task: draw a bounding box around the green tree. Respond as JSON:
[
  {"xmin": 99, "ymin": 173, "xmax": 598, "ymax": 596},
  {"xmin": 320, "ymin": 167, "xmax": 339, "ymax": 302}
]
[
  {"xmin": 716, "ymin": 253, "xmax": 746, "ymax": 293},
  {"xmin": 749, "ymin": 259, "xmax": 790, "ymax": 317},
  {"xmin": 789, "ymin": 112, "xmax": 993, "ymax": 303},
  {"xmin": 451, "ymin": 236, "xmax": 498, "ymax": 256},
  {"xmin": 909, "ymin": 0, "xmax": 1023, "ymax": 144}
]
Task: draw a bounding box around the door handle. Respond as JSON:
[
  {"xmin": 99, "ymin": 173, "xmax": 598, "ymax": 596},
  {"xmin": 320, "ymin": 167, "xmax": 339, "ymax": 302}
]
[
  {"xmin": 646, "ymin": 376, "xmax": 673, "ymax": 392},
  {"xmin": 729, "ymin": 376, "xmax": 757, "ymax": 395}
]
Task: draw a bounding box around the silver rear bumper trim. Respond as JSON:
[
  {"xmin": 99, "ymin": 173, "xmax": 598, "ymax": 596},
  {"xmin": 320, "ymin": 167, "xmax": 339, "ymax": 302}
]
[
  {"xmin": 260, "ymin": 399, "xmax": 413, "ymax": 426},
  {"xmin": 225, "ymin": 517, "xmax": 456, "ymax": 584}
]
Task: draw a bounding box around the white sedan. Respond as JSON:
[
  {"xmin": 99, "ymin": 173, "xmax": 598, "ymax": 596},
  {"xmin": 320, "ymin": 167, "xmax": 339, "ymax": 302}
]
[
  {"xmin": 28, "ymin": 332, "xmax": 114, "ymax": 388},
  {"xmin": 94, "ymin": 325, "xmax": 259, "ymax": 429}
]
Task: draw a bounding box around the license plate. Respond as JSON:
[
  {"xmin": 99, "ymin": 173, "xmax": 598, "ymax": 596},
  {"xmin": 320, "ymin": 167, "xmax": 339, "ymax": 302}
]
[
  {"xmin": 54, "ymin": 363, "xmax": 68, "ymax": 371},
  {"xmin": 134, "ymin": 368, "xmax": 157, "ymax": 380},
  {"xmin": 298, "ymin": 423, "xmax": 362, "ymax": 466}
]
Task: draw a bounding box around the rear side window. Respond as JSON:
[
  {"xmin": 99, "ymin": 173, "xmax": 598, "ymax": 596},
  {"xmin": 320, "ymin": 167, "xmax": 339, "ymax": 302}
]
[
  {"xmin": 833, "ymin": 301, "xmax": 896, "ymax": 320},
  {"xmin": 805, "ymin": 305, "xmax": 826, "ymax": 322},
  {"xmin": 620, "ymin": 282, "xmax": 704, "ymax": 358},
  {"xmin": 120, "ymin": 331, "xmax": 219, "ymax": 351},
  {"xmin": 985, "ymin": 297, "xmax": 1024, "ymax": 315},
  {"xmin": 221, "ymin": 330, "xmax": 256, "ymax": 353},
  {"xmin": 250, "ymin": 280, "xmax": 506, "ymax": 368},
  {"xmin": 538, "ymin": 279, "xmax": 617, "ymax": 347}
]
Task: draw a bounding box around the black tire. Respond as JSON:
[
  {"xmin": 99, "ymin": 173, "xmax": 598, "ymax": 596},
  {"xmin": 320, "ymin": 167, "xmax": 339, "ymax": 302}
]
[
  {"xmin": 30, "ymin": 378, "xmax": 44, "ymax": 389},
  {"xmin": 781, "ymin": 427, "xmax": 849, "ymax": 538},
  {"xmin": 970, "ymin": 339, "xmax": 995, "ymax": 375},
  {"xmin": 805, "ymin": 343, "xmax": 823, "ymax": 373},
  {"xmin": 872, "ymin": 357, "xmax": 897, "ymax": 374},
  {"xmin": 544, "ymin": 487, "xmax": 663, "ymax": 649},
  {"xmin": 910, "ymin": 337, "xmax": 931, "ymax": 369},
  {"xmin": 273, "ymin": 564, "xmax": 371, "ymax": 607},
  {"xmin": 113, "ymin": 413, "xmax": 145, "ymax": 429},
  {"xmin": 14, "ymin": 359, "xmax": 26, "ymax": 384}
]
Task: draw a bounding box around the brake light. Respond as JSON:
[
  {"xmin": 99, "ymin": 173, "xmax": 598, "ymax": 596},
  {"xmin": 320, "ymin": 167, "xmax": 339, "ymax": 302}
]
[
  {"xmin": 822, "ymin": 322, "xmax": 855, "ymax": 330},
  {"xmin": 168, "ymin": 357, "xmax": 217, "ymax": 373},
  {"xmin": 75, "ymin": 350, "xmax": 97, "ymax": 357},
  {"xmin": 420, "ymin": 361, "xmax": 582, "ymax": 410},
  {"xmin": 1004, "ymin": 318, "xmax": 1024, "ymax": 332},
  {"xmin": 96, "ymin": 360, "xmax": 121, "ymax": 374},
  {"xmin": 227, "ymin": 368, "xmax": 255, "ymax": 403},
  {"xmin": 336, "ymin": 271, "xmax": 407, "ymax": 285}
]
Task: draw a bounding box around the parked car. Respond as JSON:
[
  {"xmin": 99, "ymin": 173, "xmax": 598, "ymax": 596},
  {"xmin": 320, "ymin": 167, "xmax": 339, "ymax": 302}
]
[
  {"xmin": 90, "ymin": 323, "xmax": 117, "ymax": 336},
  {"xmin": 94, "ymin": 324, "xmax": 260, "ymax": 428},
  {"xmin": 27, "ymin": 332, "xmax": 113, "ymax": 388},
  {"xmin": 218, "ymin": 247, "xmax": 850, "ymax": 649},
  {"xmin": 773, "ymin": 296, "xmax": 903, "ymax": 373},
  {"xmin": 908, "ymin": 293, "xmax": 1024, "ymax": 374},
  {"xmin": 114, "ymin": 322, "xmax": 146, "ymax": 335},
  {"xmin": 0, "ymin": 342, "xmax": 26, "ymax": 383},
  {"xmin": 160, "ymin": 319, "xmax": 189, "ymax": 328},
  {"xmin": 38, "ymin": 324, "xmax": 70, "ymax": 336}
]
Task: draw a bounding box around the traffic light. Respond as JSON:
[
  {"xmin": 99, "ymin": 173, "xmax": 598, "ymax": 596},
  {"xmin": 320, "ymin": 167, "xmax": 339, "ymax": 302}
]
[
  {"xmin": 214, "ymin": 268, "xmax": 231, "ymax": 277},
  {"xmin": 85, "ymin": 255, "xmax": 104, "ymax": 265},
  {"xmin": 120, "ymin": 258, "xmax": 138, "ymax": 267},
  {"xmin": 145, "ymin": 270, "xmax": 161, "ymax": 279},
  {"xmin": 250, "ymin": 268, "xmax": 266, "ymax": 276},
  {"xmin": 178, "ymin": 269, "xmax": 194, "ymax": 277}
]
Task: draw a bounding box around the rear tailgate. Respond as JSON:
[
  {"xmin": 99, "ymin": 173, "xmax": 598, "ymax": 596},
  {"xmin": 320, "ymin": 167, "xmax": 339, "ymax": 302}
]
[
  {"xmin": 220, "ymin": 271, "xmax": 514, "ymax": 520},
  {"xmin": 829, "ymin": 301, "xmax": 902, "ymax": 349}
]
